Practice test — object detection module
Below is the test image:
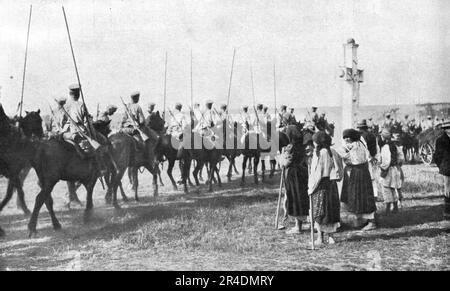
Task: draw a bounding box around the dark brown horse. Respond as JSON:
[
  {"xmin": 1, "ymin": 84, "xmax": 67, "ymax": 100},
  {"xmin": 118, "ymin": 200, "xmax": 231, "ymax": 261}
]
[
  {"xmin": 0, "ymin": 110, "xmax": 44, "ymax": 216},
  {"xmin": 105, "ymin": 125, "xmax": 160, "ymax": 207},
  {"xmin": 26, "ymin": 122, "xmax": 113, "ymax": 236}
]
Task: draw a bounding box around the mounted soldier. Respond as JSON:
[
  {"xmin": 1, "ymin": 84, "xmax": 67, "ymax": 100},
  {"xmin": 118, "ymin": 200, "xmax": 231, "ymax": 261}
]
[
  {"xmin": 277, "ymin": 105, "xmax": 295, "ymax": 132},
  {"xmin": 61, "ymin": 83, "xmax": 107, "ymax": 174},
  {"xmin": 120, "ymin": 91, "xmax": 146, "ymax": 146},
  {"xmin": 289, "ymin": 107, "xmax": 297, "ymax": 123},
  {"xmin": 254, "ymin": 103, "xmax": 265, "ymax": 134},
  {"xmin": 168, "ymin": 102, "xmax": 188, "ymax": 140},
  {"xmin": 47, "ymin": 97, "xmax": 68, "ymax": 137},
  {"xmin": 240, "ymin": 105, "xmax": 253, "ymax": 134}
]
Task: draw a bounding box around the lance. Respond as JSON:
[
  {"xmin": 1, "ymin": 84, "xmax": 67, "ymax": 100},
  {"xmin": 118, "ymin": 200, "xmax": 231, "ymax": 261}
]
[
  {"xmin": 96, "ymin": 103, "xmax": 100, "ymax": 120},
  {"xmin": 273, "ymin": 62, "xmax": 277, "ymax": 117},
  {"xmin": 62, "ymin": 6, "xmax": 93, "ymax": 138},
  {"xmin": 225, "ymin": 48, "xmax": 236, "ymax": 120},
  {"xmin": 19, "ymin": 5, "xmax": 33, "ymax": 119},
  {"xmin": 275, "ymin": 167, "xmax": 285, "ymax": 229},
  {"xmin": 190, "ymin": 49, "xmax": 193, "ymax": 109},
  {"xmin": 250, "ymin": 65, "xmax": 260, "ymax": 126},
  {"xmin": 163, "ymin": 51, "xmax": 168, "ymax": 122}
]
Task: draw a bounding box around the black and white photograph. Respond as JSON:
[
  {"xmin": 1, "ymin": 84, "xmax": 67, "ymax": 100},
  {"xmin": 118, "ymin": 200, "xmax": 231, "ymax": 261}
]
[{"xmin": 0, "ymin": 0, "xmax": 449, "ymax": 273}]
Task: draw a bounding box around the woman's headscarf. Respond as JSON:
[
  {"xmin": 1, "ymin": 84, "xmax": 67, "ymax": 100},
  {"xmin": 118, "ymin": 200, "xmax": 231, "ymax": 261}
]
[{"xmin": 342, "ymin": 128, "xmax": 361, "ymax": 142}]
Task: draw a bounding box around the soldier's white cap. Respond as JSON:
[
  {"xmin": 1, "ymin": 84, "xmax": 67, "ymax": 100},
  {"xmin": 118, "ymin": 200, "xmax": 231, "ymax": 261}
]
[
  {"xmin": 148, "ymin": 102, "xmax": 156, "ymax": 108},
  {"xmin": 56, "ymin": 97, "xmax": 67, "ymax": 104},
  {"xmin": 68, "ymin": 83, "xmax": 80, "ymax": 91},
  {"xmin": 131, "ymin": 91, "xmax": 140, "ymax": 99}
]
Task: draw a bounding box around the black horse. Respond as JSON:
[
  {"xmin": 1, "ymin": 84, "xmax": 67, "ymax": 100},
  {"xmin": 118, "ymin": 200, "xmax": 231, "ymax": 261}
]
[
  {"xmin": 0, "ymin": 110, "xmax": 44, "ymax": 216},
  {"xmin": 0, "ymin": 108, "xmax": 44, "ymax": 237}
]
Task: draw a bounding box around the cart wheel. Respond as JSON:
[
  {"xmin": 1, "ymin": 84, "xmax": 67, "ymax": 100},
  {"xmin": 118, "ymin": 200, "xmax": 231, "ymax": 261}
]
[{"xmin": 420, "ymin": 143, "xmax": 433, "ymax": 165}]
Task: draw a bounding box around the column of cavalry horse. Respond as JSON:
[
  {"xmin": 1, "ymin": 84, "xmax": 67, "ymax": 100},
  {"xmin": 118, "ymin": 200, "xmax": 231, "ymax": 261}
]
[{"xmin": 0, "ymin": 103, "xmax": 161, "ymax": 237}]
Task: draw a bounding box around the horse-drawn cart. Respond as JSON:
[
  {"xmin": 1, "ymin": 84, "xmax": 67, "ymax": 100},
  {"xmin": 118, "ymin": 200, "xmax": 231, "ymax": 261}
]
[{"xmin": 417, "ymin": 127, "xmax": 444, "ymax": 165}]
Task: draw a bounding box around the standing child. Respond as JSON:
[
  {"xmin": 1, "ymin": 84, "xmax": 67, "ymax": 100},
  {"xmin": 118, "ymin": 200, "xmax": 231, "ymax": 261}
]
[{"xmin": 379, "ymin": 130, "xmax": 404, "ymax": 214}]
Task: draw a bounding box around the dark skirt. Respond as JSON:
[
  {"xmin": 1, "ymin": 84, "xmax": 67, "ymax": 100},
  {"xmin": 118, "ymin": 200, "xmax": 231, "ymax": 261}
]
[
  {"xmin": 341, "ymin": 163, "xmax": 377, "ymax": 214},
  {"xmin": 284, "ymin": 165, "xmax": 309, "ymax": 217},
  {"xmin": 311, "ymin": 177, "xmax": 341, "ymax": 225}
]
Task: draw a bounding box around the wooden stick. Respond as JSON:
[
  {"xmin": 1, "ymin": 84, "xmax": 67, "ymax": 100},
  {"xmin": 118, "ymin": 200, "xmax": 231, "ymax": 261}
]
[
  {"xmin": 275, "ymin": 167, "xmax": 285, "ymax": 229},
  {"xmin": 273, "ymin": 62, "xmax": 277, "ymax": 117},
  {"xmin": 190, "ymin": 49, "xmax": 193, "ymax": 108},
  {"xmin": 62, "ymin": 6, "xmax": 93, "ymax": 137},
  {"xmin": 309, "ymin": 194, "xmax": 315, "ymax": 250},
  {"xmin": 163, "ymin": 51, "xmax": 168, "ymax": 122},
  {"xmin": 19, "ymin": 5, "xmax": 33, "ymax": 118},
  {"xmin": 225, "ymin": 48, "xmax": 236, "ymax": 119}
]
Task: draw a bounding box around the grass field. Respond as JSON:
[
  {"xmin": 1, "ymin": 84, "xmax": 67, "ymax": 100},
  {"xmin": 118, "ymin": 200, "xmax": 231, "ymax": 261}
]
[{"xmin": 0, "ymin": 162, "xmax": 448, "ymax": 271}]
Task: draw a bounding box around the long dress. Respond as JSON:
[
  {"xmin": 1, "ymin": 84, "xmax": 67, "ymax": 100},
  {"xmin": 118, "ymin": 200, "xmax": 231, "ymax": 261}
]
[
  {"xmin": 281, "ymin": 142, "xmax": 309, "ymax": 219},
  {"xmin": 340, "ymin": 140, "xmax": 377, "ymax": 218},
  {"xmin": 308, "ymin": 148, "xmax": 341, "ymax": 233}
]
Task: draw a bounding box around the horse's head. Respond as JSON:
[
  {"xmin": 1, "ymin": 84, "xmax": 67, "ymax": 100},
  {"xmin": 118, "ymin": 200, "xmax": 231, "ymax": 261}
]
[
  {"xmin": 148, "ymin": 111, "xmax": 165, "ymax": 133},
  {"xmin": 20, "ymin": 110, "xmax": 44, "ymax": 139}
]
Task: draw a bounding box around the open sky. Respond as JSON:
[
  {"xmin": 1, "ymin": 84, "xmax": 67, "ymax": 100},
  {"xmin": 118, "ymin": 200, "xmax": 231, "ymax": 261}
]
[{"xmin": 0, "ymin": 0, "xmax": 449, "ymax": 114}]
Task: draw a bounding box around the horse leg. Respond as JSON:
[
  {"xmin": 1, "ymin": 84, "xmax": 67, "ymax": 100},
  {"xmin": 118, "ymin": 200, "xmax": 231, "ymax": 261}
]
[
  {"xmin": 193, "ymin": 161, "xmax": 202, "ymax": 186},
  {"xmin": 44, "ymin": 196, "xmax": 61, "ymax": 231},
  {"xmin": 119, "ymin": 181, "xmax": 129, "ymax": 202},
  {"xmin": 261, "ymin": 159, "xmax": 266, "ymax": 183},
  {"xmin": 269, "ymin": 159, "xmax": 276, "ymax": 178},
  {"xmin": 0, "ymin": 226, "xmax": 4, "ymax": 238},
  {"xmin": 131, "ymin": 167, "xmax": 140, "ymax": 202},
  {"xmin": 210, "ymin": 163, "xmax": 218, "ymax": 184},
  {"xmin": 83, "ymin": 178, "xmax": 97, "ymax": 222},
  {"xmin": 215, "ymin": 164, "xmax": 222, "ymax": 188},
  {"xmin": 254, "ymin": 155, "xmax": 260, "ymax": 184},
  {"xmin": 152, "ymin": 168, "xmax": 159, "ymax": 198},
  {"xmin": 16, "ymin": 166, "xmax": 30, "ymax": 213},
  {"xmin": 241, "ymin": 156, "xmax": 248, "ymax": 186},
  {"xmin": 15, "ymin": 182, "xmax": 30, "ymax": 216},
  {"xmin": 207, "ymin": 162, "xmax": 215, "ymax": 193},
  {"xmin": 227, "ymin": 157, "xmax": 233, "ymax": 182},
  {"xmin": 66, "ymin": 181, "xmax": 83, "ymax": 208},
  {"xmin": 182, "ymin": 158, "xmax": 191, "ymax": 194},
  {"xmin": 248, "ymin": 157, "xmax": 253, "ymax": 175},
  {"xmin": 28, "ymin": 181, "xmax": 56, "ymax": 237},
  {"xmin": 167, "ymin": 158, "xmax": 178, "ymax": 190}
]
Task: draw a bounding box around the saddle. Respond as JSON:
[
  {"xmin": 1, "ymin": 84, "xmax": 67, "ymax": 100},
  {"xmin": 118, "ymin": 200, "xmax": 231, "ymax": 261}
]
[{"xmin": 53, "ymin": 135, "xmax": 95, "ymax": 160}]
